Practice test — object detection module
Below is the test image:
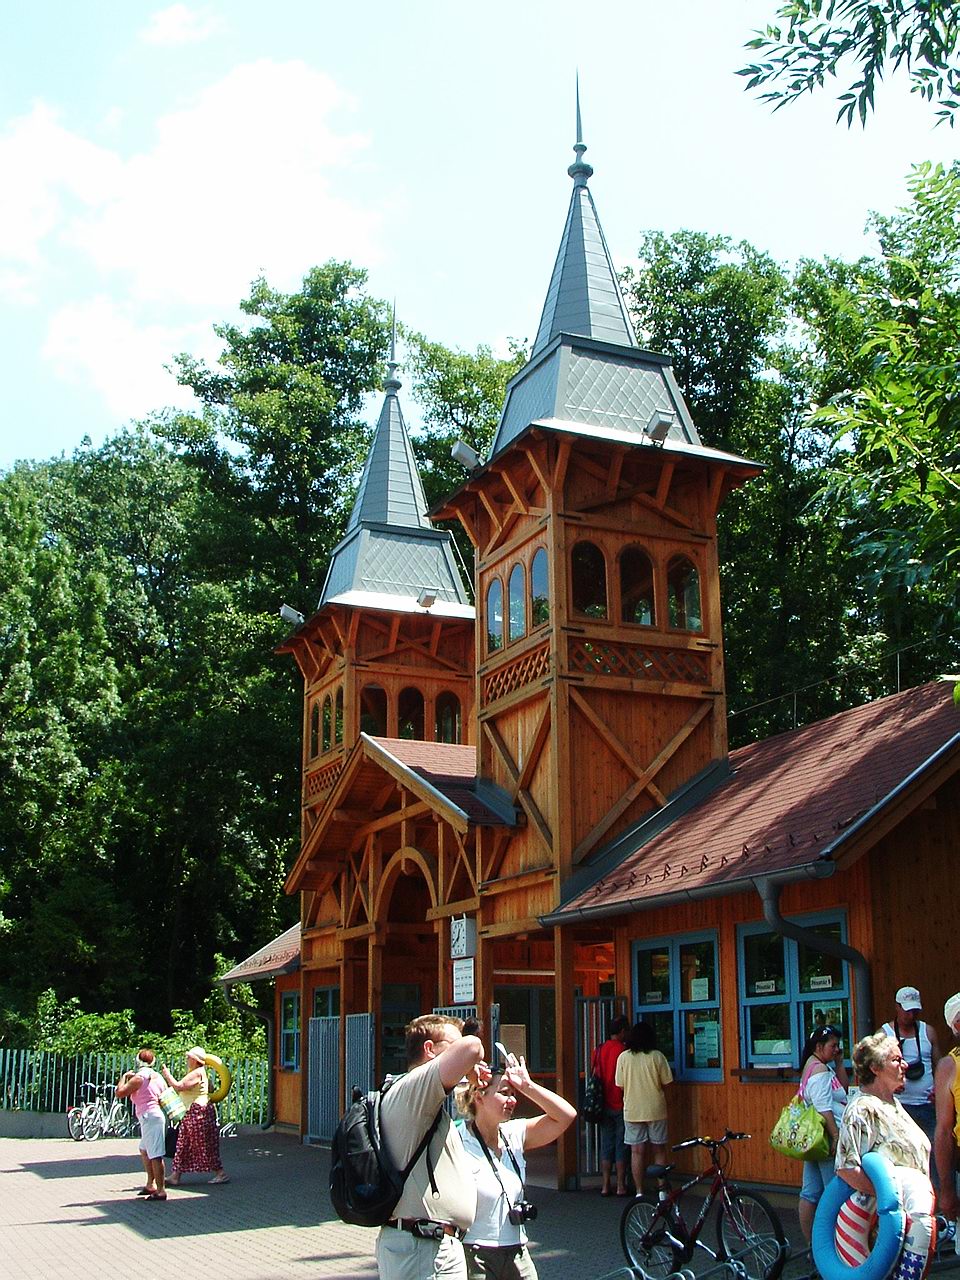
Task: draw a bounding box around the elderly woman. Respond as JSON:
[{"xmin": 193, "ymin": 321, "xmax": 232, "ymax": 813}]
[
  {"xmin": 797, "ymin": 1025, "xmax": 849, "ymax": 1242},
  {"xmin": 833, "ymin": 1032, "xmax": 936, "ymax": 1280},
  {"xmin": 161, "ymin": 1046, "xmax": 229, "ymax": 1186},
  {"xmin": 456, "ymin": 1054, "xmax": 576, "ymax": 1279}
]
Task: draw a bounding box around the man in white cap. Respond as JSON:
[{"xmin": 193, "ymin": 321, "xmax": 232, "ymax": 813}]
[
  {"xmin": 881, "ymin": 986, "xmax": 941, "ymax": 1146},
  {"xmin": 934, "ymin": 992, "xmax": 960, "ymax": 1220}
]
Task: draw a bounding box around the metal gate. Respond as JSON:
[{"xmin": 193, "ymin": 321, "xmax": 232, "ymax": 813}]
[
  {"xmin": 345, "ymin": 1012, "xmax": 375, "ymax": 1103},
  {"xmin": 575, "ymin": 994, "xmax": 627, "ymax": 1185},
  {"xmin": 433, "ymin": 1003, "xmax": 500, "ymax": 1053},
  {"xmin": 306, "ymin": 1015, "xmax": 340, "ymax": 1142}
]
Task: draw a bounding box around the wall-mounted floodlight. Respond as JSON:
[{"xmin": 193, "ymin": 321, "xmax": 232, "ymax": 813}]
[
  {"xmin": 280, "ymin": 604, "xmax": 305, "ymax": 626},
  {"xmin": 417, "ymin": 588, "xmax": 438, "ymax": 609},
  {"xmin": 451, "ymin": 439, "xmax": 480, "ymax": 470},
  {"xmin": 645, "ymin": 410, "xmax": 675, "ymax": 445}
]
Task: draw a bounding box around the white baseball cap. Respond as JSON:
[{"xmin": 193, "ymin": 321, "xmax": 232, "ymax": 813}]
[
  {"xmin": 945, "ymin": 993, "xmax": 960, "ymax": 1029},
  {"xmin": 895, "ymin": 986, "xmax": 922, "ymax": 1011}
]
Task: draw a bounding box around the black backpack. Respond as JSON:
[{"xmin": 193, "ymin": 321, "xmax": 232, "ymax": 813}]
[{"xmin": 329, "ymin": 1078, "xmax": 443, "ymax": 1228}]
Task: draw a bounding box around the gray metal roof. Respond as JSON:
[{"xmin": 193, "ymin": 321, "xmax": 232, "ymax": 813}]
[{"xmin": 319, "ymin": 353, "xmax": 469, "ymax": 608}]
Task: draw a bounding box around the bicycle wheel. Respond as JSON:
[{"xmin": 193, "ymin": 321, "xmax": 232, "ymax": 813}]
[
  {"xmin": 82, "ymin": 1105, "xmax": 104, "ymax": 1141},
  {"xmin": 67, "ymin": 1107, "xmax": 85, "ymax": 1141},
  {"xmin": 718, "ymin": 1189, "xmax": 786, "ymax": 1280},
  {"xmin": 620, "ymin": 1194, "xmax": 683, "ymax": 1278}
]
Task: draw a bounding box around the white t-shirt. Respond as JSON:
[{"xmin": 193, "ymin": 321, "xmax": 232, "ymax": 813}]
[
  {"xmin": 460, "ymin": 1119, "xmax": 529, "ymax": 1247},
  {"xmin": 801, "ymin": 1062, "xmax": 847, "ymax": 1126}
]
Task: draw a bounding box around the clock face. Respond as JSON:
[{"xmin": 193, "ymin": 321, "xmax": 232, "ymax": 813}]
[{"xmin": 451, "ymin": 917, "xmax": 467, "ymax": 958}]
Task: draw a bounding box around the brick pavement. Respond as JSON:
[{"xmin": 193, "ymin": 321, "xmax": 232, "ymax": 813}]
[{"xmin": 0, "ymin": 1131, "xmax": 808, "ymax": 1280}]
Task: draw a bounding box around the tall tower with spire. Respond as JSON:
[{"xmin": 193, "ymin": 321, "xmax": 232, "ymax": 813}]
[{"xmin": 434, "ymin": 108, "xmax": 760, "ymax": 890}]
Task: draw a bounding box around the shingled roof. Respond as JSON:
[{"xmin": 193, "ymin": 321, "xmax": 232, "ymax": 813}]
[
  {"xmin": 219, "ymin": 923, "xmax": 300, "ymax": 984},
  {"xmin": 547, "ymin": 681, "xmax": 960, "ymax": 923}
]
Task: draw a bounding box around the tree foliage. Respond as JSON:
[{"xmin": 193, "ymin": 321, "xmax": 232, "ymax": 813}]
[{"xmin": 740, "ymin": 0, "xmax": 960, "ymax": 126}]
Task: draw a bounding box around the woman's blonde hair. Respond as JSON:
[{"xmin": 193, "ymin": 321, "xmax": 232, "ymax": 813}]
[
  {"xmin": 852, "ymin": 1031, "xmax": 899, "ymax": 1084},
  {"xmin": 455, "ymin": 1069, "xmax": 502, "ymax": 1119}
]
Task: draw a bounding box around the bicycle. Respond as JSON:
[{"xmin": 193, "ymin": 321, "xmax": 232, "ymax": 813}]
[
  {"xmin": 619, "ymin": 1130, "xmax": 786, "ymax": 1280},
  {"xmin": 66, "ymin": 1081, "xmax": 99, "ymax": 1141},
  {"xmin": 79, "ymin": 1083, "xmax": 137, "ymax": 1140}
]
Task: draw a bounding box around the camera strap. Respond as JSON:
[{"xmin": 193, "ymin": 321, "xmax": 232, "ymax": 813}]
[
  {"xmin": 894, "ymin": 1023, "xmax": 923, "ymax": 1068},
  {"xmin": 471, "ymin": 1123, "xmax": 524, "ymax": 1204}
]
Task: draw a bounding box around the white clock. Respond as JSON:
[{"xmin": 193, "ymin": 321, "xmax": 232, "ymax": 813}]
[{"xmin": 450, "ymin": 915, "xmax": 476, "ymax": 959}]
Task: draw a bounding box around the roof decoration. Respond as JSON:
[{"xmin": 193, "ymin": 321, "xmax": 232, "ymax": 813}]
[{"xmin": 319, "ymin": 317, "xmax": 470, "ymax": 609}]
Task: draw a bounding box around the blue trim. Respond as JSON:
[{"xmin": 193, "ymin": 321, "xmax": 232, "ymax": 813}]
[
  {"xmin": 630, "ymin": 930, "xmax": 721, "ymax": 1082},
  {"xmin": 812, "ymin": 1153, "xmax": 905, "ymax": 1280},
  {"xmin": 280, "ymin": 990, "xmax": 301, "ymax": 1070}
]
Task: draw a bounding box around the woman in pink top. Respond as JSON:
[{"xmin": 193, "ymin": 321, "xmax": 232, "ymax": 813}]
[{"xmin": 116, "ymin": 1048, "xmax": 166, "ymax": 1200}]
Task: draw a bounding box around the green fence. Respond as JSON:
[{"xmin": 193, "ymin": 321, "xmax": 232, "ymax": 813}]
[{"xmin": 0, "ymin": 1048, "xmax": 270, "ymax": 1126}]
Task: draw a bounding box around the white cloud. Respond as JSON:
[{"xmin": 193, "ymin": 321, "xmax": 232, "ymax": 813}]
[
  {"xmin": 140, "ymin": 4, "xmax": 222, "ymax": 45},
  {"xmin": 43, "ymin": 297, "xmax": 205, "ymax": 419}
]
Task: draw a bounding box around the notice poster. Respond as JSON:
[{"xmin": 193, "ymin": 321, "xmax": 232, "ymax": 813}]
[
  {"xmin": 690, "ymin": 977, "xmax": 710, "ymax": 1001},
  {"xmin": 452, "ymin": 958, "xmax": 475, "ymax": 1003},
  {"xmin": 693, "ymin": 1019, "xmax": 720, "ymax": 1068}
]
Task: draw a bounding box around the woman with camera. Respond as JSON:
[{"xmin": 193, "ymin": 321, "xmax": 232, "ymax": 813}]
[{"xmin": 456, "ymin": 1054, "xmax": 576, "ymax": 1279}]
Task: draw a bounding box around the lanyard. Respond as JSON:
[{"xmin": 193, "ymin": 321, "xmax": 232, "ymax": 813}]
[{"xmin": 471, "ymin": 1123, "xmax": 523, "ymax": 1204}]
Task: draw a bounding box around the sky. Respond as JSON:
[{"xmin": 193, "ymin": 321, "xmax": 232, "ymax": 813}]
[{"xmin": 0, "ymin": 0, "xmax": 954, "ymax": 471}]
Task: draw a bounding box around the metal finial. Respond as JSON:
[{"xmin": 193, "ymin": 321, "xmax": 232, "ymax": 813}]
[
  {"xmin": 568, "ymin": 73, "xmax": 593, "ymax": 187},
  {"xmin": 385, "ymin": 300, "xmax": 401, "ymax": 392}
]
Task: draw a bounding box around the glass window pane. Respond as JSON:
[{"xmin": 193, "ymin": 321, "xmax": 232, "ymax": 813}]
[
  {"xmin": 748, "ymin": 1003, "xmax": 792, "ymax": 1059},
  {"xmin": 620, "ymin": 545, "xmax": 655, "ymax": 626},
  {"xmin": 801, "ymin": 1000, "xmax": 849, "ymax": 1050},
  {"xmin": 530, "ymin": 548, "xmax": 549, "ymax": 626},
  {"xmin": 667, "ymin": 555, "xmax": 702, "ymax": 632},
  {"xmin": 797, "ymin": 921, "xmax": 844, "ymax": 994},
  {"xmin": 335, "ymin": 688, "xmax": 343, "ymax": 744},
  {"xmin": 508, "ymin": 563, "xmax": 526, "ymax": 642},
  {"xmin": 309, "ymin": 703, "xmax": 320, "ymax": 758},
  {"xmin": 645, "ymin": 1013, "xmax": 675, "ymax": 1064},
  {"xmin": 322, "ymin": 696, "xmax": 332, "ymax": 752},
  {"xmin": 744, "ymin": 931, "xmax": 786, "ymax": 997},
  {"xmin": 572, "ymin": 542, "xmax": 607, "ymax": 618},
  {"xmin": 685, "ymin": 1008, "xmax": 721, "ymax": 1070},
  {"xmin": 435, "ymin": 692, "xmax": 461, "ymax": 744},
  {"xmin": 636, "ymin": 946, "xmax": 671, "ymax": 1006},
  {"xmin": 679, "ymin": 940, "xmax": 716, "ymax": 1004},
  {"xmin": 486, "ymin": 579, "xmax": 504, "ymax": 652}
]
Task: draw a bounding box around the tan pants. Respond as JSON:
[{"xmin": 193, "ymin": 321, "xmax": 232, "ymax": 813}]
[
  {"xmin": 376, "ymin": 1227, "xmax": 467, "ymax": 1279},
  {"xmin": 465, "ymin": 1243, "xmax": 538, "ymax": 1280}
]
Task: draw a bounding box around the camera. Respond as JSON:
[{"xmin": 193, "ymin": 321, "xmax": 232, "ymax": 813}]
[{"xmin": 508, "ymin": 1200, "xmax": 538, "ymax": 1225}]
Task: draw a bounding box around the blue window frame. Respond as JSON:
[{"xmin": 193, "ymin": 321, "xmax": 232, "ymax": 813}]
[
  {"xmin": 737, "ymin": 912, "xmax": 851, "ymax": 1068},
  {"xmin": 631, "ymin": 931, "xmax": 721, "ymax": 1081},
  {"xmin": 280, "ymin": 991, "xmax": 300, "ymax": 1069},
  {"xmin": 312, "ymin": 986, "xmax": 340, "ymax": 1019}
]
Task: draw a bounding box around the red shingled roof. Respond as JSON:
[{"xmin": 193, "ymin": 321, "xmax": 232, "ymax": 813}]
[
  {"xmin": 369, "ymin": 737, "xmax": 512, "ymax": 825},
  {"xmin": 219, "ymin": 923, "xmax": 300, "ymax": 983},
  {"xmin": 555, "ymin": 681, "xmax": 960, "ymax": 920}
]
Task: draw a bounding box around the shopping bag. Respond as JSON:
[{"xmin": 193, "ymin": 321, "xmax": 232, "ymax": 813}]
[
  {"xmin": 582, "ymin": 1068, "xmax": 605, "ymax": 1125},
  {"xmin": 769, "ymin": 1092, "xmax": 830, "ymax": 1161}
]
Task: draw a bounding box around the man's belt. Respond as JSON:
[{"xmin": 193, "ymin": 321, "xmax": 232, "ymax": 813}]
[{"xmin": 385, "ymin": 1218, "xmax": 466, "ymax": 1241}]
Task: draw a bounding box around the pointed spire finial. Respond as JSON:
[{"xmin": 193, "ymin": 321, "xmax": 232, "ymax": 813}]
[
  {"xmin": 385, "ymin": 301, "xmax": 401, "ymax": 392},
  {"xmin": 568, "ymin": 72, "xmax": 593, "ymax": 187}
]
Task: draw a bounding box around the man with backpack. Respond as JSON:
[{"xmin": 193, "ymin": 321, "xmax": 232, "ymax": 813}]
[{"xmin": 376, "ymin": 1013, "xmax": 486, "ymax": 1279}]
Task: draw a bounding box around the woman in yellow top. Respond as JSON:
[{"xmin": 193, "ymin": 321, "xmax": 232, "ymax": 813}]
[
  {"xmin": 615, "ymin": 1021, "xmax": 673, "ymax": 1193},
  {"xmin": 162, "ymin": 1046, "xmax": 230, "ymax": 1186}
]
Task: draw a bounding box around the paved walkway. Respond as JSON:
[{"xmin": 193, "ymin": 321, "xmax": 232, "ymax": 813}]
[{"xmin": 0, "ymin": 1130, "xmax": 811, "ymax": 1280}]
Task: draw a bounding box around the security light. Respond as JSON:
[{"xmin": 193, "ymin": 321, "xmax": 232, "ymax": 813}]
[
  {"xmin": 645, "ymin": 410, "xmax": 675, "ymax": 445},
  {"xmin": 280, "ymin": 604, "xmax": 305, "ymax": 626},
  {"xmin": 417, "ymin": 588, "xmax": 438, "ymax": 609},
  {"xmin": 451, "ymin": 439, "xmax": 481, "ymax": 470}
]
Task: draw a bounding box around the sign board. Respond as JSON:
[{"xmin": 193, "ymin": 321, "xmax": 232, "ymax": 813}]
[
  {"xmin": 690, "ymin": 977, "xmax": 710, "ymax": 1002},
  {"xmin": 452, "ymin": 958, "xmax": 475, "ymax": 1003},
  {"xmin": 809, "ymin": 975, "xmax": 833, "ymax": 990}
]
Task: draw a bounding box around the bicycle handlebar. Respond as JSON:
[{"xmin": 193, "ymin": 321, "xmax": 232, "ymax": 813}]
[{"xmin": 671, "ymin": 1128, "xmax": 750, "ymax": 1152}]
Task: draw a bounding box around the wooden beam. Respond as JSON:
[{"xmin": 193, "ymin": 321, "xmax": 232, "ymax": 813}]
[
  {"xmin": 517, "ymin": 790, "xmax": 554, "ymax": 856},
  {"xmin": 654, "ymin": 461, "xmax": 675, "ymax": 509},
  {"xmin": 480, "ymin": 864, "xmax": 555, "ymax": 894},
  {"xmin": 479, "ymin": 916, "xmax": 544, "ymax": 940},
  {"xmin": 338, "ymin": 922, "xmax": 376, "ymax": 940},
  {"xmin": 521, "ymin": 442, "xmax": 551, "ymax": 495},
  {"xmin": 569, "ymin": 686, "xmax": 644, "ymax": 780},
  {"xmin": 605, "ymin": 448, "xmax": 626, "ymax": 500},
  {"xmin": 553, "ymin": 438, "xmax": 572, "ymax": 491},
  {"xmin": 425, "ymin": 896, "xmax": 481, "ymax": 921},
  {"xmin": 450, "ymin": 500, "xmax": 481, "ymax": 548}
]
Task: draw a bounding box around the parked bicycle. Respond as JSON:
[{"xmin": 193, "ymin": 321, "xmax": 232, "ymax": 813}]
[
  {"xmin": 66, "ymin": 1081, "xmax": 98, "ymax": 1141},
  {"xmin": 77, "ymin": 1082, "xmax": 136, "ymax": 1140},
  {"xmin": 620, "ymin": 1130, "xmax": 786, "ymax": 1280}
]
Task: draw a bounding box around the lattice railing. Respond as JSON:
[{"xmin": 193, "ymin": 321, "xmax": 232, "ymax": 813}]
[
  {"xmin": 482, "ymin": 641, "xmax": 551, "ymax": 705},
  {"xmin": 304, "ymin": 755, "xmax": 346, "ymax": 805},
  {"xmin": 568, "ymin": 637, "xmax": 710, "ymax": 685}
]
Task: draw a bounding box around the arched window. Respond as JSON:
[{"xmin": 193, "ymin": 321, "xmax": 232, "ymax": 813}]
[
  {"xmin": 486, "ymin": 578, "xmax": 504, "ymax": 653},
  {"xmin": 530, "ymin": 547, "xmax": 549, "ymax": 627},
  {"xmin": 322, "ymin": 695, "xmax": 332, "ymax": 753},
  {"xmin": 435, "ymin": 692, "xmax": 462, "ymax": 744},
  {"xmin": 572, "ymin": 541, "xmax": 607, "ymax": 619},
  {"xmin": 334, "ymin": 687, "xmax": 344, "ymax": 744},
  {"xmin": 360, "ymin": 684, "xmax": 387, "ymax": 736},
  {"xmin": 667, "ymin": 555, "xmax": 703, "ymax": 632},
  {"xmin": 620, "ymin": 545, "xmax": 656, "ymax": 627},
  {"xmin": 398, "ymin": 687, "xmax": 424, "ymax": 740},
  {"xmin": 309, "ymin": 702, "xmax": 320, "ymax": 758},
  {"xmin": 508, "ymin": 563, "xmax": 526, "ymax": 643}
]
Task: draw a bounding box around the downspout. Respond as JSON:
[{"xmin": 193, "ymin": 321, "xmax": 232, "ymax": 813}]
[
  {"xmin": 221, "ymin": 983, "xmax": 276, "ymax": 1130},
  {"xmin": 754, "ymin": 875, "xmax": 874, "ymax": 1043}
]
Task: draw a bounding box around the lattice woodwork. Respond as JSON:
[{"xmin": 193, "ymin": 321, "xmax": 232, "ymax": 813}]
[
  {"xmin": 304, "ymin": 757, "xmax": 346, "ymax": 806},
  {"xmin": 481, "ymin": 641, "xmax": 551, "ymax": 705},
  {"xmin": 568, "ymin": 637, "xmax": 710, "ymax": 685}
]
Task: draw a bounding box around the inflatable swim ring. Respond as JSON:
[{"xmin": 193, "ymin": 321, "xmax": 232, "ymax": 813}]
[
  {"xmin": 813, "ymin": 1152, "xmax": 906, "ymax": 1280},
  {"xmin": 206, "ymin": 1053, "xmax": 232, "ymax": 1104}
]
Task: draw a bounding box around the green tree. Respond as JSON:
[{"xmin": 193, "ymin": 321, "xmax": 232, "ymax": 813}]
[{"xmin": 740, "ymin": 0, "xmax": 960, "ymax": 126}]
